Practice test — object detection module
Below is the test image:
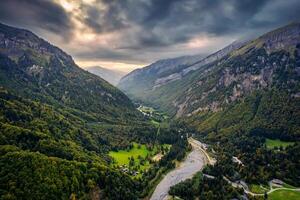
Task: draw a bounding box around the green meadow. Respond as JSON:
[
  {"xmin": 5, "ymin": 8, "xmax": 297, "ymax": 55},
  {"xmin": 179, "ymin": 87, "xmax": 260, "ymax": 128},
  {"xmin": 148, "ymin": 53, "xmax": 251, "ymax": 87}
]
[
  {"xmin": 265, "ymin": 139, "xmax": 295, "ymax": 149},
  {"xmin": 109, "ymin": 143, "xmax": 171, "ymax": 172},
  {"xmin": 249, "ymin": 184, "xmax": 269, "ymax": 194},
  {"xmin": 269, "ymin": 190, "xmax": 300, "ymax": 200}
]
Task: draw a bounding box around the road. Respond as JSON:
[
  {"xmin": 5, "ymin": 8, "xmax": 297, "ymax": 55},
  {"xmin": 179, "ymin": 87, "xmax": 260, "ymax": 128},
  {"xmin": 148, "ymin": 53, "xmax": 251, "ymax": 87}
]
[
  {"xmin": 223, "ymin": 176, "xmax": 300, "ymax": 196},
  {"xmin": 150, "ymin": 138, "xmax": 209, "ymax": 200}
]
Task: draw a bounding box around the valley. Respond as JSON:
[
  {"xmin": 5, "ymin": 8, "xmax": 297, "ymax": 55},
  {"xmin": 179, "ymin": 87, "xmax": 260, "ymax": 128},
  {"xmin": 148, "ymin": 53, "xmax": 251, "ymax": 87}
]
[
  {"xmin": 151, "ymin": 138, "xmax": 208, "ymax": 200},
  {"xmin": 118, "ymin": 22, "xmax": 300, "ymax": 200},
  {"xmin": 0, "ymin": 23, "xmax": 190, "ymax": 199},
  {"xmin": 0, "ymin": 8, "xmax": 299, "ymax": 200}
]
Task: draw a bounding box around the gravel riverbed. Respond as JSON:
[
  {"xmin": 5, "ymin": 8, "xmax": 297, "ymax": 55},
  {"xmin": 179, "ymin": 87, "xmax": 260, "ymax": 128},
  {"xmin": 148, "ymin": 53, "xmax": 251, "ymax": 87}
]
[{"xmin": 150, "ymin": 141, "xmax": 207, "ymax": 200}]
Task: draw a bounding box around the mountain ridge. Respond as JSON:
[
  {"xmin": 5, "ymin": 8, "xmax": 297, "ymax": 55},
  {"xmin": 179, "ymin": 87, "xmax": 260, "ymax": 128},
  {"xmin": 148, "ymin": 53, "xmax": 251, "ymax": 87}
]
[
  {"xmin": 0, "ymin": 22, "xmax": 140, "ymax": 123},
  {"xmin": 118, "ymin": 22, "xmax": 300, "ymax": 119},
  {"xmin": 118, "ymin": 39, "xmax": 247, "ymax": 102}
]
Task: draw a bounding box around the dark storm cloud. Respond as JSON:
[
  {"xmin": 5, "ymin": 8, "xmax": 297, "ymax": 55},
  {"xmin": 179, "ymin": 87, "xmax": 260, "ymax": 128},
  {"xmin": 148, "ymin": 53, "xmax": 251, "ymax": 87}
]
[
  {"xmin": 142, "ymin": 0, "xmax": 183, "ymax": 25},
  {"xmin": 247, "ymin": 0, "xmax": 300, "ymax": 28},
  {"xmin": 81, "ymin": 0, "xmax": 300, "ymax": 50},
  {"xmin": 0, "ymin": 0, "xmax": 299, "ymax": 66},
  {"xmin": 81, "ymin": 0, "xmax": 130, "ymax": 33},
  {"xmin": 0, "ymin": 0, "xmax": 72, "ymax": 36},
  {"xmin": 73, "ymin": 0, "xmax": 300, "ymax": 62},
  {"xmin": 135, "ymin": 0, "xmax": 270, "ymax": 42}
]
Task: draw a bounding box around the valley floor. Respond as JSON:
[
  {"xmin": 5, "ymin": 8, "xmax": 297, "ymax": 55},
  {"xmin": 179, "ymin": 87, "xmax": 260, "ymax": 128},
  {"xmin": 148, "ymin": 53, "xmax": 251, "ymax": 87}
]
[{"xmin": 150, "ymin": 138, "xmax": 209, "ymax": 200}]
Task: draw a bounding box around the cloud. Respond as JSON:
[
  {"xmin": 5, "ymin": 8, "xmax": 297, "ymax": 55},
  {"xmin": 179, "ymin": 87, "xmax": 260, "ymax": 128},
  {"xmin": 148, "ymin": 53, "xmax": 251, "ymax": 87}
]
[
  {"xmin": 0, "ymin": 0, "xmax": 300, "ymax": 71},
  {"xmin": 80, "ymin": 0, "xmax": 273, "ymax": 50},
  {"xmin": 81, "ymin": 1, "xmax": 130, "ymax": 33},
  {"xmin": 250, "ymin": 0, "xmax": 300, "ymax": 28},
  {"xmin": 0, "ymin": 0, "xmax": 73, "ymax": 37}
]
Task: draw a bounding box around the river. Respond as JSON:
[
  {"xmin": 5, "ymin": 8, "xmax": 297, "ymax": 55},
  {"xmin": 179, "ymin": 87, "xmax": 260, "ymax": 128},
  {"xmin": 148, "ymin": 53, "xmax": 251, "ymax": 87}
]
[{"xmin": 150, "ymin": 139, "xmax": 208, "ymax": 200}]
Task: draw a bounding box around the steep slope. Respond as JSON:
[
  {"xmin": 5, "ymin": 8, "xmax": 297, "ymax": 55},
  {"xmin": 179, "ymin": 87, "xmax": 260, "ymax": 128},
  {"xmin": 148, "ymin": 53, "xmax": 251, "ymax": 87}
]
[
  {"xmin": 118, "ymin": 41, "xmax": 246, "ymax": 103},
  {"xmin": 118, "ymin": 54, "xmax": 204, "ymax": 99},
  {"xmin": 168, "ymin": 24, "xmax": 300, "ymax": 198},
  {"xmin": 183, "ymin": 22, "xmax": 300, "ymax": 141},
  {"xmin": 170, "ymin": 22, "xmax": 300, "ymax": 117},
  {"xmin": 0, "ymin": 23, "xmax": 155, "ymax": 199},
  {"xmin": 120, "ymin": 23, "xmax": 300, "ymax": 119},
  {"xmin": 86, "ymin": 66, "xmax": 126, "ymax": 86},
  {"xmin": 0, "ymin": 23, "xmax": 140, "ymax": 123}
]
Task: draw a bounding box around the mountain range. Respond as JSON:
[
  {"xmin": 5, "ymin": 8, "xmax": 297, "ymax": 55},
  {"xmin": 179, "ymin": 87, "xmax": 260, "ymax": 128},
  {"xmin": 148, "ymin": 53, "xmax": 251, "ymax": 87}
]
[
  {"xmin": 119, "ymin": 22, "xmax": 300, "ymax": 140},
  {"xmin": 118, "ymin": 40, "xmax": 246, "ymax": 104}
]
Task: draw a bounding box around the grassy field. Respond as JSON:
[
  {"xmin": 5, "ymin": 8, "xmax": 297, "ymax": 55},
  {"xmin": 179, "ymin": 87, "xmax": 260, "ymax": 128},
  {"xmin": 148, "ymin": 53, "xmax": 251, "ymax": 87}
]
[
  {"xmin": 249, "ymin": 184, "xmax": 269, "ymax": 194},
  {"xmin": 109, "ymin": 143, "xmax": 171, "ymax": 172},
  {"xmin": 265, "ymin": 139, "xmax": 295, "ymax": 149},
  {"xmin": 269, "ymin": 190, "xmax": 300, "ymax": 200},
  {"xmin": 109, "ymin": 143, "xmax": 151, "ymax": 170}
]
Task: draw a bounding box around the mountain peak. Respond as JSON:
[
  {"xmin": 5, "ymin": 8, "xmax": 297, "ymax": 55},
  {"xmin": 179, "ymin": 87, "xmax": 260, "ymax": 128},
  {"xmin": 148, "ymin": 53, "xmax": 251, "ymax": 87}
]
[
  {"xmin": 232, "ymin": 22, "xmax": 300, "ymax": 57},
  {"xmin": 0, "ymin": 23, "xmax": 139, "ymax": 122},
  {"xmin": 0, "ymin": 22, "xmax": 74, "ymax": 67},
  {"xmin": 263, "ymin": 22, "xmax": 300, "ymax": 37}
]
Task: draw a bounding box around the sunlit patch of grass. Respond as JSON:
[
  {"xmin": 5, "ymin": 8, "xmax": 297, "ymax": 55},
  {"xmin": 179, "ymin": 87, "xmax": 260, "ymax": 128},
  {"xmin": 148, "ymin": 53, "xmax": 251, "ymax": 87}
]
[
  {"xmin": 249, "ymin": 184, "xmax": 269, "ymax": 194},
  {"xmin": 265, "ymin": 139, "xmax": 295, "ymax": 149},
  {"xmin": 109, "ymin": 143, "xmax": 171, "ymax": 177},
  {"xmin": 269, "ymin": 190, "xmax": 300, "ymax": 200}
]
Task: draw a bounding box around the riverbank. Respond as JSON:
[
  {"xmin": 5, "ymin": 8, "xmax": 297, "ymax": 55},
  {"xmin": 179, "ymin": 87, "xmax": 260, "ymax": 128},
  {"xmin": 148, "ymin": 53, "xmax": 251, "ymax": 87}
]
[{"xmin": 150, "ymin": 138, "xmax": 209, "ymax": 200}]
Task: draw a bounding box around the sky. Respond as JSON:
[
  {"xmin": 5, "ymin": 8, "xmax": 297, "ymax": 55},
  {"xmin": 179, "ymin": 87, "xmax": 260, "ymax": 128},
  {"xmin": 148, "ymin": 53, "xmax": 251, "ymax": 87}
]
[{"xmin": 0, "ymin": 0, "xmax": 300, "ymax": 72}]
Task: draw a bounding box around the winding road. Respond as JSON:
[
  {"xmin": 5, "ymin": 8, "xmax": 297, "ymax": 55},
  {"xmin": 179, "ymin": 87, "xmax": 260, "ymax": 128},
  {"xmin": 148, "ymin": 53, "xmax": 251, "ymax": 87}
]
[
  {"xmin": 150, "ymin": 138, "xmax": 210, "ymax": 200},
  {"xmin": 223, "ymin": 176, "xmax": 300, "ymax": 196}
]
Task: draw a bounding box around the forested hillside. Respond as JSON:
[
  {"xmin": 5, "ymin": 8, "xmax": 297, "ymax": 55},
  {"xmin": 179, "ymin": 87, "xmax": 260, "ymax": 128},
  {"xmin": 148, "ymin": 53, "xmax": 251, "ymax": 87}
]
[
  {"xmin": 0, "ymin": 23, "xmax": 183, "ymax": 199},
  {"xmin": 0, "ymin": 23, "xmax": 139, "ymax": 123}
]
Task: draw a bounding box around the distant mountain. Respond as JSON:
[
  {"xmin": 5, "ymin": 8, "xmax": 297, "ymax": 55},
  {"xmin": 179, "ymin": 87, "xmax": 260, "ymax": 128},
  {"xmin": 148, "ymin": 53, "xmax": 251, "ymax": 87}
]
[
  {"xmin": 118, "ymin": 40, "xmax": 246, "ymax": 103},
  {"xmin": 0, "ymin": 23, "xmax": 153, "ymax": 199},
  {"xmin": 118, "ymin": 54, "xmax": 204, "ymax": 98},
  {"xmin": 86, "ymin": 66, "xmax": 126, "ymax": 86},
  {"xmin": 119, "ymin": 22, "xmax": 300, "ymax": 140}
]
